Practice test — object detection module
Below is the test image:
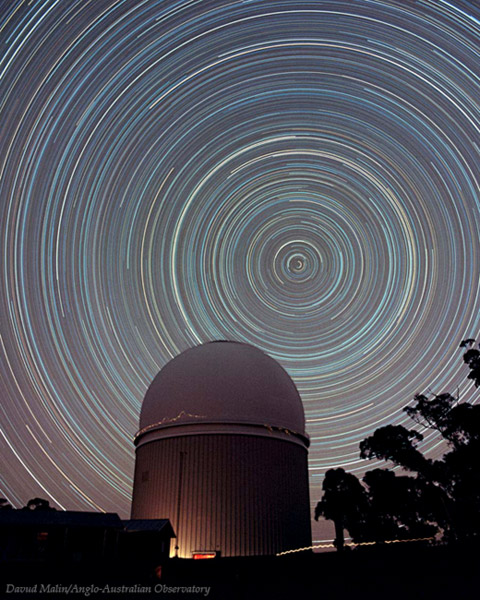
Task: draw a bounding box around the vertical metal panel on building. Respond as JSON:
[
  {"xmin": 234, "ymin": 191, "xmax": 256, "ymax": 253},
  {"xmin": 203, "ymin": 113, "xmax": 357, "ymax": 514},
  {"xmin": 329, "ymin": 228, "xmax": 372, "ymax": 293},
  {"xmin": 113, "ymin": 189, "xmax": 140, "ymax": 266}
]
[{"xmin": 131, "ymin": 433, "xmax": 311, "ymax": 558}]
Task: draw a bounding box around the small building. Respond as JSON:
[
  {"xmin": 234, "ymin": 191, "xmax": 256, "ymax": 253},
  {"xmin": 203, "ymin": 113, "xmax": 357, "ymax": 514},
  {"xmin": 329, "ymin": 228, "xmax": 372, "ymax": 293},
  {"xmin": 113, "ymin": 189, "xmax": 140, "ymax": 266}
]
[
  {"xmin": 0, "ymin": 510, "xmax": 122, "ymax": 564},
  {"xmin": 0, "ymin": 510, "xmax": 175, "ymax": 566},
  {"xmin": 121, "ymin": 519, "xmax": 176, "ymax": 565}
]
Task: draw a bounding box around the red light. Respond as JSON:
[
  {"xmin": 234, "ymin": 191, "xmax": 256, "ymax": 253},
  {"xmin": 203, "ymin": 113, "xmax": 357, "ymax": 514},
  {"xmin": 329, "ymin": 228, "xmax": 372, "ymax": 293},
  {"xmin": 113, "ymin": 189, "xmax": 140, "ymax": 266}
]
[{"xmin": 192, "ymin": 552, "xmax": 216, "ymax": 560}]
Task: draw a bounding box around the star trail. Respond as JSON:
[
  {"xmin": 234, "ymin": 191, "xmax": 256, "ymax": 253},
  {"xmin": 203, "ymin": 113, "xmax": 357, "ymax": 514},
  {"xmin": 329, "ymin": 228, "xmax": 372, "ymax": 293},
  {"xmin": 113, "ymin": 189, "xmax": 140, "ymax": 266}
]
[{"xmin": 1, "ymin": 0, "xmax": 480, "ymax": 540}]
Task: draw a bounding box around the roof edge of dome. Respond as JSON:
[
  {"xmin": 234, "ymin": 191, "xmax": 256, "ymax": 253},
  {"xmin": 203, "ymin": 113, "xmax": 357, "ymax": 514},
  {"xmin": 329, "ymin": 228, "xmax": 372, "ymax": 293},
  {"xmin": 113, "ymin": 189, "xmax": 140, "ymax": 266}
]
[{"xmin": 134, "ymin": 419, "xmax": 310, "ymax": 449}]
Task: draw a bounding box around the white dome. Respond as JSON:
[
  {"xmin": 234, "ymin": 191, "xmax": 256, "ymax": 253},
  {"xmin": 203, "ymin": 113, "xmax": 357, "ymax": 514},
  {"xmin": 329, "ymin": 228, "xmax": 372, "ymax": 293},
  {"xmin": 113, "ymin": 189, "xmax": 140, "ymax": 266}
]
[{"xmin": 138, "ymin": 341, "xmax": 306, "ymax": 438}]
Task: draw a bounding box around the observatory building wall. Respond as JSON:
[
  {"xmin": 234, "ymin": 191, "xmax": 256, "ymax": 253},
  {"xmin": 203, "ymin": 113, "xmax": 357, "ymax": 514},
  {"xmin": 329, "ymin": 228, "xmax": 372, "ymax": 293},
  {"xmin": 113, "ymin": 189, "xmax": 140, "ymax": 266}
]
[{"xmin": 131, "ymin": 431, "xmax": 311, "ymax": 558}]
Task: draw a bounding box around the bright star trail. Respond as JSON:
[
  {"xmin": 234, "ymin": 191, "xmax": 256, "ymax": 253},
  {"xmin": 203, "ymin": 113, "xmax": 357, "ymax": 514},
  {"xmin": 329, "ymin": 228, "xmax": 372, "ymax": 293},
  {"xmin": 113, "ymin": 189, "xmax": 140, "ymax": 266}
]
[{"xmin": 1, "ymin": 0, "xmax": 480, "ymax": 541}]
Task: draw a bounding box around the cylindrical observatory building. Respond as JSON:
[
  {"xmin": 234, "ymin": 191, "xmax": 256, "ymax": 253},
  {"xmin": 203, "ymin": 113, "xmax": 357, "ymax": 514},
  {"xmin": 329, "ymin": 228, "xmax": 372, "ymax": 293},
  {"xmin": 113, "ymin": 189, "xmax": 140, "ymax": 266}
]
[{"xmin": 131, "ymin": 341, "xmax": 311, "ymax": 558}]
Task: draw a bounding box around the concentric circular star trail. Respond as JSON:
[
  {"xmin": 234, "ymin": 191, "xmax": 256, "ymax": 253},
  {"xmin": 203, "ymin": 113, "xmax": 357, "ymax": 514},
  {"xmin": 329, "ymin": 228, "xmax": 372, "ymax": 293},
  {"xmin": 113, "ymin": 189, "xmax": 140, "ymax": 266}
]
[{"xmin": 1, "ymin": 1, "xmax": 480, "ymax": 540}]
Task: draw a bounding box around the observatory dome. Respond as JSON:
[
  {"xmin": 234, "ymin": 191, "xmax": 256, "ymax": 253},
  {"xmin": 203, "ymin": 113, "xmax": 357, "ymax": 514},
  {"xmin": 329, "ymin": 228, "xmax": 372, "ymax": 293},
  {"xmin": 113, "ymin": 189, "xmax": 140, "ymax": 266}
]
[
  {"xmin": 138, "ymin": 341, "xmax": 306, "ymax": 439},
  {"xmin": 132, "ymin": 341, "xmax": 312, "ymax": 557}
]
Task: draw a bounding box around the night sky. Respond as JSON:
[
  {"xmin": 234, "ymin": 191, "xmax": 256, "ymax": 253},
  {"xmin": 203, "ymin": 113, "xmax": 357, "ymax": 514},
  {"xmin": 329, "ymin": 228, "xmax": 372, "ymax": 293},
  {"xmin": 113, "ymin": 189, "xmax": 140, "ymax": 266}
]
[{"xmin": 1, "ymin": 0, "xmax": 480, "ymax": 544}]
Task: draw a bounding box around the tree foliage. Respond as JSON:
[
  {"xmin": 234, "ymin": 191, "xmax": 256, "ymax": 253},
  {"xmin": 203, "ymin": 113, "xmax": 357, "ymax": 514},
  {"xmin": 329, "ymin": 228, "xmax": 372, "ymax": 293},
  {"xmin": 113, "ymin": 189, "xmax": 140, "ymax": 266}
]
[
  {"xmin": 23, "ymin": 497, "xmax": 56, "ymax": 511},
  {"xmin": 359, "ymin": 425, "xmax": 427, "ymax": 473},
  {"xmin": 362, "ymin": 469, "xmax": 438, "ymax": 543},
  {"xmin": 316, "ymin": 340, "xmax": 480, "ymax": 549},
  {"xmin": 461, "ymin": 339, "xmax": 480, "ymax": 387},
  {"xmin": 404, "ymin": 392, "xmax": 480, "ymax": 449},
  {"xmin": 314, "ymin": 468, "xmax": 368, "ymax": 551}
]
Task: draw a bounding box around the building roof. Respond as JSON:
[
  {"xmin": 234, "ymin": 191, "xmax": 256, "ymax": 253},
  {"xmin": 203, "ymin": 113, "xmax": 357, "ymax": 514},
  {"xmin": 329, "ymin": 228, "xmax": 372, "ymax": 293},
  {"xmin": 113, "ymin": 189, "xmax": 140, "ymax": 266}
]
[
  {"xmin": 123, "ymin": 519, "xmax": 176, "ymax": 537},
  {"xmin": 138, "ymin": 341, "xmax": 306, "ymax": 438},
  {"xmin": 0, "ymin": 510, "xmax": 123, "ymax": 528}
]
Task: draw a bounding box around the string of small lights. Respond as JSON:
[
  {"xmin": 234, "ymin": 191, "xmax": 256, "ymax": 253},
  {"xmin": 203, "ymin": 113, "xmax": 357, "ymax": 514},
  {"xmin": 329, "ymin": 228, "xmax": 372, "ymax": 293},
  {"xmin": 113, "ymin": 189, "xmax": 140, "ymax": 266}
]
[{"xmin": 277, "ymin": 536, "xmax": 436, "ymax": 555}]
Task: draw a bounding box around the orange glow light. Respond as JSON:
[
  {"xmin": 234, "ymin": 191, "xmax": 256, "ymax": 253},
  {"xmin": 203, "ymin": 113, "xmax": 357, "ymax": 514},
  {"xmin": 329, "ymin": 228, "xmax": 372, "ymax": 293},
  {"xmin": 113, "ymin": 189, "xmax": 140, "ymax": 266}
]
[{"xmin": 192, "ymin": 552, "xmax": 216, "ymax": 560}]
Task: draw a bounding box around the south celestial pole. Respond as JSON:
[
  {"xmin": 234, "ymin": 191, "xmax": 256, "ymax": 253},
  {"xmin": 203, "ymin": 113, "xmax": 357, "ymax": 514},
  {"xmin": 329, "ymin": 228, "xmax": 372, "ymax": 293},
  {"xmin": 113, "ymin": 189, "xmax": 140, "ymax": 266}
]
[{"xmin": 1, "ymin": 0, "xmax": 480, "ymax": 541}]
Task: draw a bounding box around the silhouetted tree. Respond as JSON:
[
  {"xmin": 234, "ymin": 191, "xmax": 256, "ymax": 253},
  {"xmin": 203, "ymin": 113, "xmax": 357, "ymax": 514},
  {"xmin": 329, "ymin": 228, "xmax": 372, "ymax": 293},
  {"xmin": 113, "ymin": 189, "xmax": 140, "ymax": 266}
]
[
  {"xmin": 23, "ymin": 497, "xmax": 56, "ymax": 511},
  {"xmin": 359, "ymin": 424, "xmax": 429, "ymax": 474},
  {"xmin": 362, "ymin": 469, "xmax": 438, "ymax": 543},
  {"xmin": 461, "ymin": 338, "xmax": 480, "ymax": 387},
  {"xmin": 315, "ymin": 468, "xmax": 368, "ymax": 551},
  {"xmin": 442, "ymin": 443, "xmax": 480, "ymax": 539},
  {"xmin": 317, "ymin": 340, "xmax": 480, "ymax": 546},
  {"xmin": 404, "ymin": 392, "xmax": 480, "ymax": 449},
  {"xmin": 0, "ymin": 498, "xmax": 12, "ymax": 510},
  {"xmin": 403, "ymin": 387, "xmax": 480, "ymax": 537},
  {"xmin": 361, "ymin": 371, "xmax": 480, "ymax": 540}
]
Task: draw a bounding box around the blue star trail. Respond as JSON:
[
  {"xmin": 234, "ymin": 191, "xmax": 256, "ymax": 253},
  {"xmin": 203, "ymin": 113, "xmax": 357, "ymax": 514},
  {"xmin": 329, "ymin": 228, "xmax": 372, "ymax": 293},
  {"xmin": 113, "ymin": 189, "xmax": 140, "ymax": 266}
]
[{"xmin": 1, "ymin": 1, "xmax": 480, "ymax": 541}]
